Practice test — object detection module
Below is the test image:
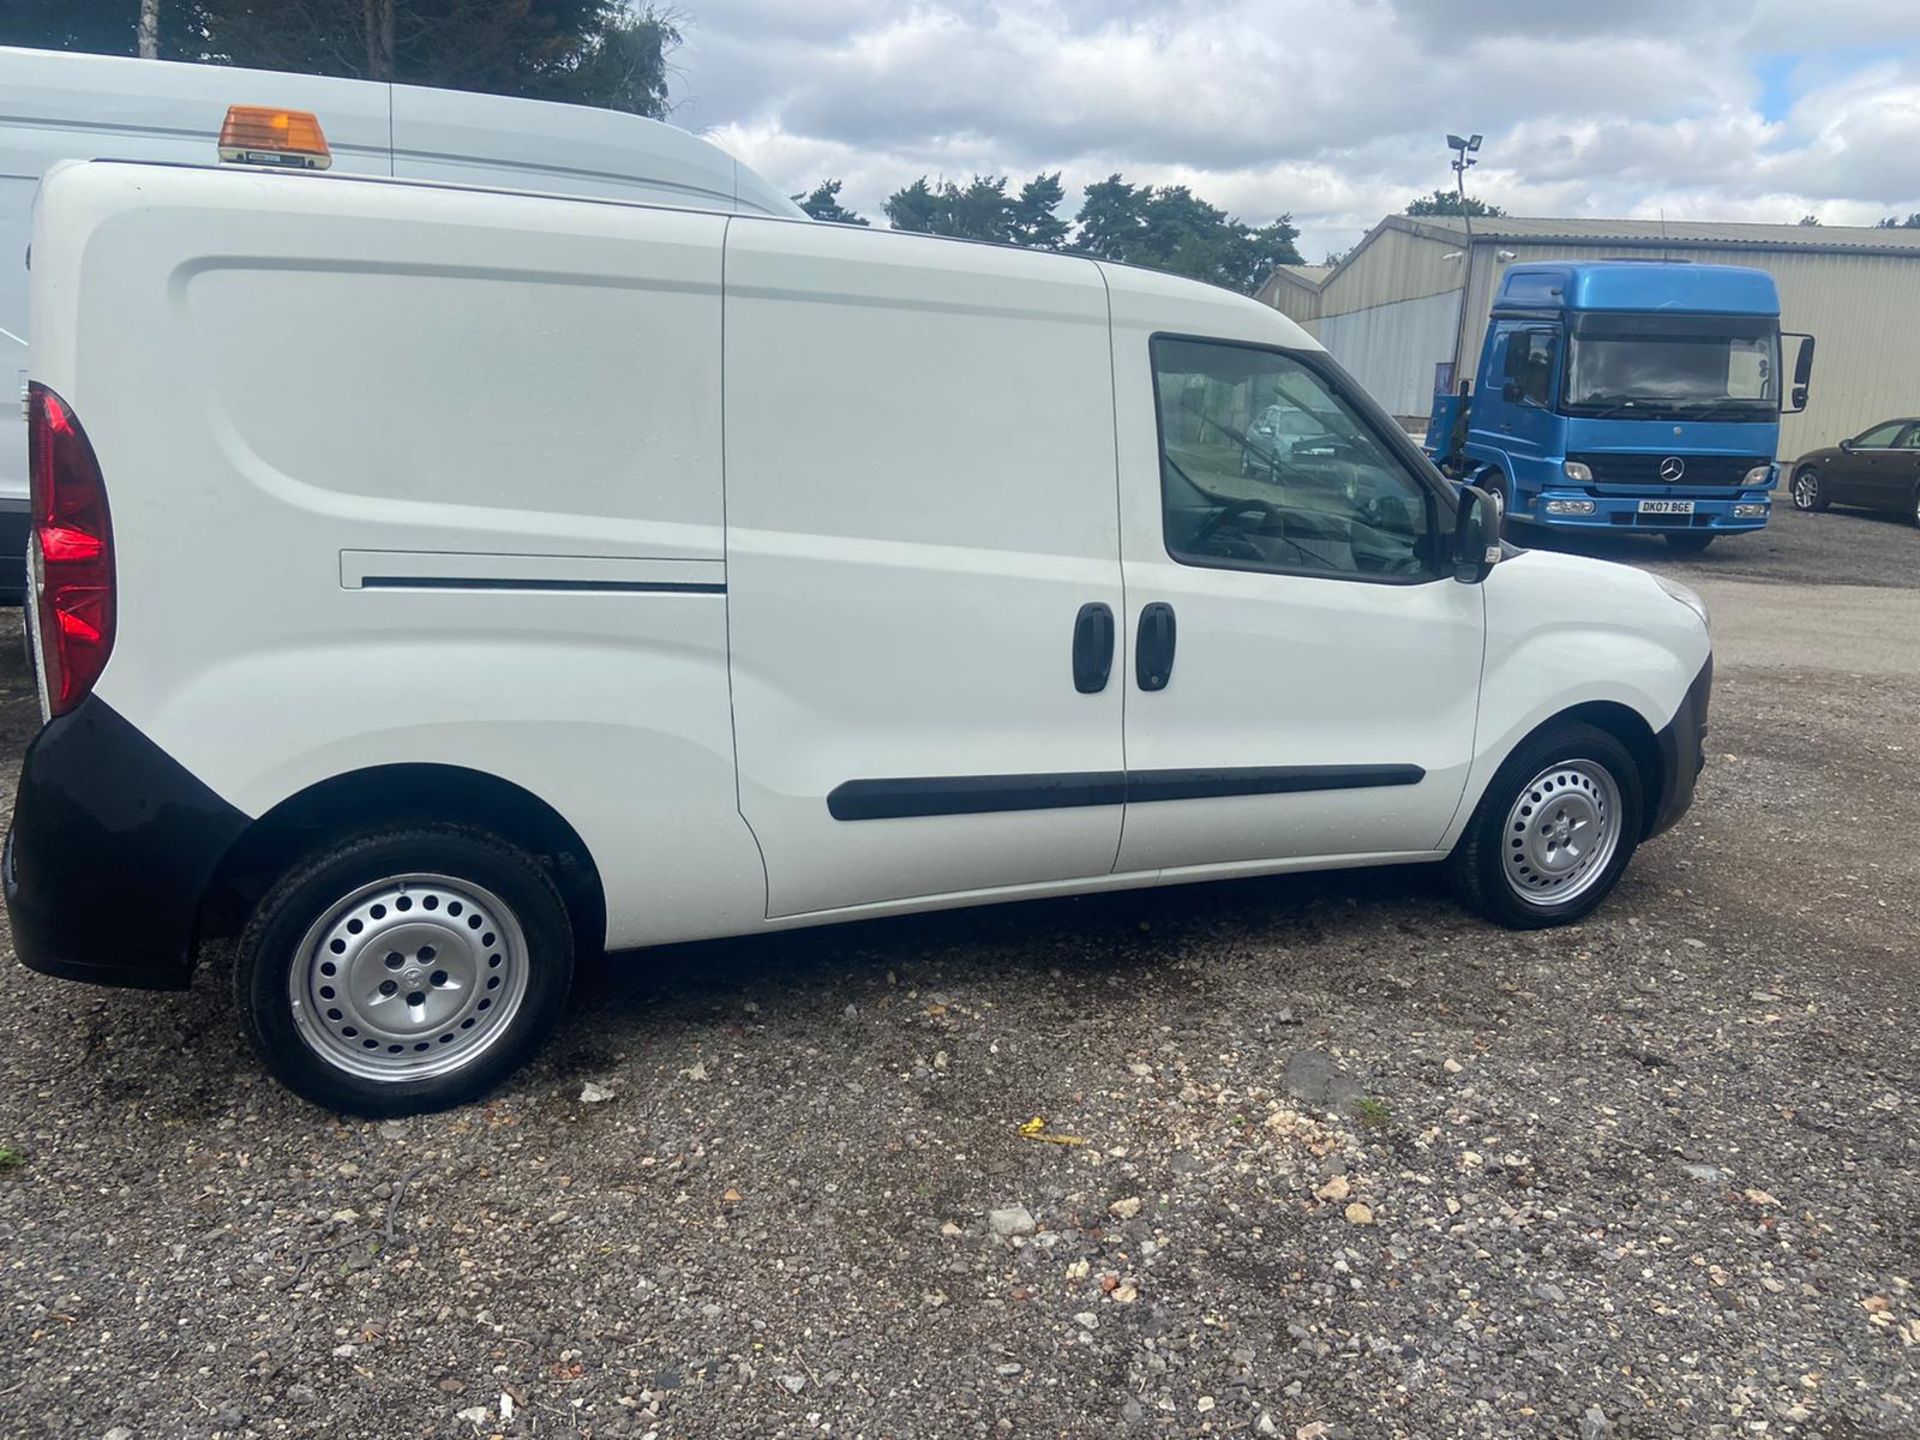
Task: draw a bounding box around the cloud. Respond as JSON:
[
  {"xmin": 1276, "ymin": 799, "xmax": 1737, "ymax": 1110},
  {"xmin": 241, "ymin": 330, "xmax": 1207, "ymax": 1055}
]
[{"xmin": 673, "ymin": 1, "xmax": 1920, "ymax": 260}]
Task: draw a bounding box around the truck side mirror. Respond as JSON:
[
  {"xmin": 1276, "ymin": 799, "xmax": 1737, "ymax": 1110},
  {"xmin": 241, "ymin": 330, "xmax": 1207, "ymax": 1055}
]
[
  {"xmin": 1452, "ymin": 485, "xmax": 1501, "ymax": 584},
  {"xmin": 1500, "ymin": 379, "xmax": 1522, "ymax": 404},
  {"xmin": 1783, "ymin": 332, "xmax": 1814, "ymax": 413}
]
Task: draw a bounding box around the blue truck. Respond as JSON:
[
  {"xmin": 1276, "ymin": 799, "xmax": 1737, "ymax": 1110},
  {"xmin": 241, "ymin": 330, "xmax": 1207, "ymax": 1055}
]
[{"xmin": 1426, "ymin": 261, "xmax": 1814, "ymax": 551}]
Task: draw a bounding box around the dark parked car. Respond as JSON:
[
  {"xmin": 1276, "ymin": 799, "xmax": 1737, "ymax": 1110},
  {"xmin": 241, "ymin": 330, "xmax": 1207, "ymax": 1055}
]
[{"xmin": 1789, "ymin": 418, "xmax": 1920, "ymax": 526}]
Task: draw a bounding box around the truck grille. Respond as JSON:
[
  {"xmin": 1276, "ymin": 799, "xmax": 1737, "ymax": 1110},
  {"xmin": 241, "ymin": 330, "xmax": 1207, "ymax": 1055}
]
[{"xmin": 1565, "ymin": 453, "xmax": 1768, "ymax": 487}]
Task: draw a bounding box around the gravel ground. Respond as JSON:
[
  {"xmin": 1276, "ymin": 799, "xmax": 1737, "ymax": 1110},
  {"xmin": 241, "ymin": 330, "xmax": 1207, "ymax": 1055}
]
[{"xmin": 2, "ymin": 508, "xmax": 1916, "ymax": 1440}]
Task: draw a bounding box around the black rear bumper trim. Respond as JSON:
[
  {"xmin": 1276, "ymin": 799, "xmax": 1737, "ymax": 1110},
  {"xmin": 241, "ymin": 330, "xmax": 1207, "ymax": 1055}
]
[{"xmin": 6, "ymin": 697, "xmax": 249, "ymax": 990}]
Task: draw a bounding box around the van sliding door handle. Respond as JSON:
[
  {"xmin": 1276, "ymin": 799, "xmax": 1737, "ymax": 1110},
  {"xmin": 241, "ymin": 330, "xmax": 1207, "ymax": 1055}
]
[
  {"xmin": 1071, "ymin": 602, "xmax": 1115, "ymax": 693},
  {"xmin": 1136, "ymin": 602, "xmax": 1176, "ymax": 691}
]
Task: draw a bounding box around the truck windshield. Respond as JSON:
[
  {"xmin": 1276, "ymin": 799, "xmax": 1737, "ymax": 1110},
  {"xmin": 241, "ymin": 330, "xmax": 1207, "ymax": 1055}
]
[{"xmin": 1564, "ymin": 313, "xmax": 1779, "ymax": 419}]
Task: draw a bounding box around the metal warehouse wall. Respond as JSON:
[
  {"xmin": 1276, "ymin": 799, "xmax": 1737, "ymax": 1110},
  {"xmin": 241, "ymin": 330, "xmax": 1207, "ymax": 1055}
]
[
  {"xmin": 1311, "ymin": 289, "xmax": 1464, "ymax": 417},
  {"xmin": 1457, "ymin": 240, "xmax": 1920, "ymax": 460},
  {"xmin": 1319, "ymin": 224, "xmax": 1464, "ymax": 317},
  {"xmin": 1260, "ymin": 273, "xmax": 1323, "ymax": 324}
]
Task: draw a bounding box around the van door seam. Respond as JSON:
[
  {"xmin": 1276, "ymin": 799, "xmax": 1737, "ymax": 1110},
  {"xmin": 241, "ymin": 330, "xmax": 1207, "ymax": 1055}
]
[
  {"xmin": 1434, "ymin": 583, "xmax": 1491, "ymax": 847},
  {"xmin": 715, "ymin": 214, "xmax": 774, "ymax": 917},
  {"xmin": 1093, "ymin": 258, "xmax": 1131, "ymax": 877}
]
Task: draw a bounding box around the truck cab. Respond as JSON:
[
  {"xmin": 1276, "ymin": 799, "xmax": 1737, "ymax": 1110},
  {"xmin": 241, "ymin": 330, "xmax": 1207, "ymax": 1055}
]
[{"xmin": 1427, "ymin": 261, "xmax": 1813, "ymax": 551}]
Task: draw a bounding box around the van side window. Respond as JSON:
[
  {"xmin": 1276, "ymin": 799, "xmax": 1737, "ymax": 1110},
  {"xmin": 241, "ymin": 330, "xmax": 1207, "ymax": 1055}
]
[{"xmin": 1151, "ymin": 337, "xmax": 1435, "ymax": 582}]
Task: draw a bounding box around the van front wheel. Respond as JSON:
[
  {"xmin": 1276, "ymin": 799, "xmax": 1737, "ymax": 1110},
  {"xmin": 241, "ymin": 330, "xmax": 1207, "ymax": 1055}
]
[
  {"xmin": 235, "ymin": 824, "xmax": 574, "ymax": 1115},
  {"xmin": 1446, "ymin": 722, "xmax": 1644, "ymax": 930}
]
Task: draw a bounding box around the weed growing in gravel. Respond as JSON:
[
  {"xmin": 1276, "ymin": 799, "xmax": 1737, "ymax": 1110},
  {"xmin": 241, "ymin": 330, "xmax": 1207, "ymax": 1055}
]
[
  {"xmin": 0, "ymin": 1144, "xmax": 25, "ymax": 1171},
  {"xmin": 1353, "ymin": 1097, "xmax": 1392, "ymax": 1132}
]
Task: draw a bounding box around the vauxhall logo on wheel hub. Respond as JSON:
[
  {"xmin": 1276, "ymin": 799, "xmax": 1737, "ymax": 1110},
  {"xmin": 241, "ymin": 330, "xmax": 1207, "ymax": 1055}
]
[{"xmin": 1658, "ymin": 456, "xmax": 1687, "ymax": 482}]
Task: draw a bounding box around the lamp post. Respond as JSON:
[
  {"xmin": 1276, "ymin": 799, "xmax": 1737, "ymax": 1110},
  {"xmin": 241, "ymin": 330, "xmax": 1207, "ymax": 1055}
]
[
  {"xmin": 1443, "ymin": 133, "xmax": 1483, "ymax": 386},
  {"xmin": 1446, "ymin": 132, "xmax": 1483, "ymax": 237}
]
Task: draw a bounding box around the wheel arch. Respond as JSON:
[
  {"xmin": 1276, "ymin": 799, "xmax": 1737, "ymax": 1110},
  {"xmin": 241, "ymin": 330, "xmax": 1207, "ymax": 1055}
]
[
  {"xmin": 202, "ymin": 764, "xmax": 608, "ymax": 964},
  {"xmin": 1510, "ymin": 700, "xmax": 1664, "ymax": 839}
]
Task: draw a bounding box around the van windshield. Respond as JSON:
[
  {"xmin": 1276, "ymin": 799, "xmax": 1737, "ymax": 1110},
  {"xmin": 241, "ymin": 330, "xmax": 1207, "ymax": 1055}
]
[{"xmin": 1564, "ymin": 313, "xmax": 1779, "ymax": 420}]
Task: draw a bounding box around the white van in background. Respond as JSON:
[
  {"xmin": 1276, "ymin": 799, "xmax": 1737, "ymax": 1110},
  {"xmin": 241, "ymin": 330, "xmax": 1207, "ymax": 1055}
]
[
  {"xmin": 0, "ymin": 45, "xmax": 804, "ymax": 597},
  {"xmin": 10, "ymin": 156, "xmax": 1714, "ymax": 1116}
]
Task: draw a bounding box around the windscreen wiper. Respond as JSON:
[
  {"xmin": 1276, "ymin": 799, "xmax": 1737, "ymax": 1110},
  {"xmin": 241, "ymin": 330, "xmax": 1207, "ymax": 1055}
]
[
  {"xmin": 1672, "ymin": 399, "xmax": 1771, "ymax": 422},
  {"xmin": 1580, "ymin": 397, "xmax": 1654, "ymax": 420},
  {"xmin": 1182, "ymin": 397, "xmax": 1269, "ymax": 464}
]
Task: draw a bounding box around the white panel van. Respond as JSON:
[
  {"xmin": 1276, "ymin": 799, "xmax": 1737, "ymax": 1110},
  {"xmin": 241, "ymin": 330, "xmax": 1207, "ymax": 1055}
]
[
  {"xmin": 7, "ymin": 160, "xmax": 1714, "ymax": 1114},
  {"xmin": 0, "ymin": 46, "xmax": 802, "ymax": 598}
]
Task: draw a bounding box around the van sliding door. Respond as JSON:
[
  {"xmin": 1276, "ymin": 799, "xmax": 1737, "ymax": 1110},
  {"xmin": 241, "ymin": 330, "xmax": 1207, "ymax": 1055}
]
[{"xmin": 723, "ymin": 220, "xmax": 1127, "ymax": 917}]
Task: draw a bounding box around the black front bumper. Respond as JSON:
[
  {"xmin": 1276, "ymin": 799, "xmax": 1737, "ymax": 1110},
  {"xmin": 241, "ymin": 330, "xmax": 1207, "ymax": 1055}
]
[
  {"xmin": 5, "ymin": 697, "xmax": 249, "ymax": 989},
  {"xmin": 1646, "ymin": 655, "xmax": 1712, "ymax": 840}
]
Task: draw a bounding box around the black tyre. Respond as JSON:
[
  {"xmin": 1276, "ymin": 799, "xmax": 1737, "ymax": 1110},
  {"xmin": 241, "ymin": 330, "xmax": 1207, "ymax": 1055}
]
[
  {"xmin": 1664, "ymin": 532, "xmax": 1714, "ymax": 553},
  {"xmin": 1789, "ymin": 466, "xmax": 1829, "ymax": 512},
  {"xmin": 1480, "ymin": 470, "xmax": 1513, "ymax": 535},
  {"xmin": 1910, "ymin": 484, "xmax": 1920, "ymax": 529},
  {"xmin": 235, "ymin": 824, "xmax": 574, "ymax": 1115},
  {"xmin": 1447, "ymin": 722, "xmax": 1645, "ymax": 930}
]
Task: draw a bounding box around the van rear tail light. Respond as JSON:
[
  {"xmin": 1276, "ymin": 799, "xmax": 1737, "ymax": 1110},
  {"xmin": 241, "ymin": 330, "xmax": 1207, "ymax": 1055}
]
[{"xmin": 26, "ymin": 384, "xmax": 116, "ymax": 716}]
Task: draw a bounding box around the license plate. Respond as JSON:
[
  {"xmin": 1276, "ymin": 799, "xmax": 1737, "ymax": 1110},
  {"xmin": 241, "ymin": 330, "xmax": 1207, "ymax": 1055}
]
[{"xmin": 1638, "ymin": 499, "xmax": 1695, "ymax": 515}]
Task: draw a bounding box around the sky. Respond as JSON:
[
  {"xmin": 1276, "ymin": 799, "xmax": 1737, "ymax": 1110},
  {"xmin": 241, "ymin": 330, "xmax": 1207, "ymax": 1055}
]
[{"xmin": 666, "ymin": 0, "xmax": 1920, "ymax": 262}]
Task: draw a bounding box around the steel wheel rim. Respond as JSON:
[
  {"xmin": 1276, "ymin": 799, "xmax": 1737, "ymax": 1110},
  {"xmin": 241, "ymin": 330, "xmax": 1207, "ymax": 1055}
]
[
  {"xmin": 289, "ymin": 873, "xmax": 530, "ymax": 1082},
  {"xmin": 1792, "ymin": 470, "xmax": 1818, "ymax": 508},
  {"xmin": 1501, "ymin": 759, "xmax": 1622, "ymax": 907}
]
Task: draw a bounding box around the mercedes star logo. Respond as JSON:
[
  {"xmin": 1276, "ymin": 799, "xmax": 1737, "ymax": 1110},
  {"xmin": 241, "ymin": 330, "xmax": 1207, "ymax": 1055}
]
[{"xmin": 1658, "ymin": 456, "xmax": 1686, "ymax": 482}]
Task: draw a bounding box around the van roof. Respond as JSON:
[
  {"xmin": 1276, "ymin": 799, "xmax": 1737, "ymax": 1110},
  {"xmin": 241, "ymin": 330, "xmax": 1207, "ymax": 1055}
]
[
  {"xmin": 47, "ymin": 154, "xmax": 1318, "ymax": 353},
  {"xmin": 0, "ymin": 44, "xmax": 801, "ymax": 219}
]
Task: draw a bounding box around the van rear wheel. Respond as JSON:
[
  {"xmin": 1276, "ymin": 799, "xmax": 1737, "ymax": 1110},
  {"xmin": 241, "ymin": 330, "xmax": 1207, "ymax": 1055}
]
[
  {"xmin": 234, "ymin": 824, "xmax": 574, "ymax": 1115},
  {"xmin": 1446, "ymin": 722, "xmax": 1644, "ymax": 929}
]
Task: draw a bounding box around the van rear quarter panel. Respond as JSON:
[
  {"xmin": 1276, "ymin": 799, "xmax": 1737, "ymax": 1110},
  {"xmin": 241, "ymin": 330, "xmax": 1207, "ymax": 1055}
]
[{"xmin": 36, "ymin": 164, "xmax": 766, "ymax": 947}]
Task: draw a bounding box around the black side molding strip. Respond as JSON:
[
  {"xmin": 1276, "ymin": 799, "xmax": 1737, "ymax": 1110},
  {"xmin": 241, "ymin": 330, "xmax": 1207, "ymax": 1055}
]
[
  {"xmin": 827, "ymin": 764, "xmax": 1424, "ymax": 822},
  {"xmin": 1127, "ymin": 764, "xmax": 1425, "ymax": 803},
  {"xmin": 360, "ymin": 576, "xmax": 726, "ymax": 595},
  {"xmin": 829, "ymin": 771, "xmax": 1128, "ymax": 821}
]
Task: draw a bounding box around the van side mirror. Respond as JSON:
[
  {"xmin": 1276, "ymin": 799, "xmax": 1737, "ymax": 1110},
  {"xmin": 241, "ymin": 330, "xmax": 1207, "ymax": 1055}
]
[{"xmin": 1452, "ymin": 485, "xmax": 1501, "ymax": 584}]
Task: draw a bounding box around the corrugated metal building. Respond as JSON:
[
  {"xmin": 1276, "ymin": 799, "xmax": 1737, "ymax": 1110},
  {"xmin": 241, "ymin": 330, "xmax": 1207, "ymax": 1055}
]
[
  {"xmin": 1255, "ymin": 215, "xmax": 1920, "ymax": 456},
  {"xmin": 1259, "ymin": 263, "xmax": 1333, "ymax": 324}
]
